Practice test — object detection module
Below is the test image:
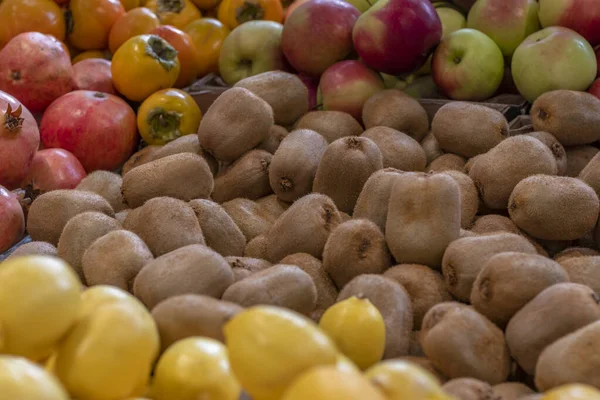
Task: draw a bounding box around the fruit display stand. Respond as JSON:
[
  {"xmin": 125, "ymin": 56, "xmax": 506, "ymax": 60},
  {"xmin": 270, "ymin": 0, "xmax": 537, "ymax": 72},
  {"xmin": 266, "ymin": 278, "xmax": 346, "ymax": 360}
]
[{"xmin": 508, "ymin": 115, "xmax": 534, "ymax": 136}]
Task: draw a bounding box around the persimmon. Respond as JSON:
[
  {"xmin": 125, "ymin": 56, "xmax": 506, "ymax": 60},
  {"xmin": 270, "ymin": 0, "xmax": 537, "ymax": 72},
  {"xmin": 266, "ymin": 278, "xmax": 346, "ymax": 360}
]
[
  {"xmin": 184, "ymin": 18, "xmax": 230, "ymax": 78},
  {"xmin": 68, "ymin": 0, "xmax": 126, "ymax": 50},
  {"xmin": 120, "ymin": 0, "xmax": 141, "ymax": 10},
  {"xmin": 190, "ymin": 0, "xmax": 221, "ymax": 10},
  {"xmin": 151, "ymin": 25, "xmax": 199, "ymax": 88},
  {"xmin": 217, "ymin": 0, "xmax": 283, "ymax": 29},
  {"xmin": 109, "ymin": 7, "xmax": 160, "ymax": 54},
  {"xmin": 146, "ymin": 0, "xmax": 203, "ymax": 29},
  {"xmin": 0, "ymin": 0, "xmax": 66, "ymax": 49}
]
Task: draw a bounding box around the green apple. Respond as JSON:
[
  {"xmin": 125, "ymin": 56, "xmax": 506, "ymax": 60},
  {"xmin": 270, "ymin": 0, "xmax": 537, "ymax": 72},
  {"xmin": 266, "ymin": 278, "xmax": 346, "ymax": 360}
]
[
  {"xmin": 403, "ymin": 75, "xmax": 441, "ymax": 98},
  {"xmin": 343, "ymin": 0, "xmax": 379, "ymax": 13}
]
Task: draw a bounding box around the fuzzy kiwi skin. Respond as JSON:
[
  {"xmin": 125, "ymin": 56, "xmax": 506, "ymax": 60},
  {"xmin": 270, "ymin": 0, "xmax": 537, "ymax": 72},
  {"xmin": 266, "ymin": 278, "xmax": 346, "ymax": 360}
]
[
  {"xmin": 508, "ymin": 175, "xmax": 600, "ymax": 241},
  {"xmin": 421, "ymin": 303, "xmax": 511, "ymax": 384},
  {"xmin": 471, "ymin": 215, "xmax": 521, "ymax": 235},
  {"xmin": 353, "ymin": 168, "xmax": 403, "ymax": 233},
  {"xmin": 197, "ymin": 87, "xmax": 273, "ymax": 162},
  {"xmin": 121, "ymin": 153, "xmax": 214, "ymax": 209},
  {"xmin": 464, "ymin": 154, "xmax": 483, "ymax": 175},
  {"xmin": 258, "ymin": 125, "xmax": 289, "ymax": 154},
  {"xmin": 442, "ymin": 233, "xmax": 538, "ymax": 302},
  {"xmin": 471, "ymin": 252, "xmax": 569, "ymax": 327},
  {"xmin": 469, "ymin": 136, "xmax": 558, "ymax": 209},
  {"xmin": 76, "ymin": 171, "xmax": 127, "ymax": 212},
  {"xmin": 133, "ymin": 244, "xmax": 234, "ymax": 310},
  {"xmin": 189, "ymin": 199, "xmax": 246, "ymax": 257},
  {"xmin": 421, "ymin": 131, "xmax": 444, "ymax": 164},
  {"xmin": 294, "ymin": 111, "xmax": 364, "ymax": 143},
  {"xmin": 432, "ymin": 102, "xmax": 509, "ymax": 158},
  {"xmin": 386, "ymin": 172, "xmax": 461, "ymax": 268},
  {"xmin": 6, "ymin": 241, "xmax": 57, "ymax": 260},
  {"xmin": 579, "ymin": 152, "xmax": 600, "ymax": 197},
  {"xmin": 151, "ymin": 294, "xmax": 244, "ymax": 351},
  {"xmin": 426, "ymin": 154, "xmax": 467, "ymax": 173},
  {"xmin": 121, "ymin": 145, "xmax": 162, "ymax": 175},
  {"xmin": 361, "ymin": 126, "xmax": 427, "ymax": 171},
  {"xmin": 221, "ymin": 198, "xmax": 276, "ymax": 242},
  {"xmin": 439, "ymin": 170, "xmax": 478, "ymax": 229},
  {"xmin": 505, "ymin": 283, "xmax": 600, "ymax": 375},
  {"xmin": 211, "ymin": 150, "xmax": 273, "ymax": 203},
  {"xmin": 558, "ymin": 256, "xmax": 600, "ymax": 293},
  {"xmin": 492, "ymin": 383, "xmax": 534, "ymax": 400},
  {"xmin": 82, "ymin": 230, "xmax": 153, "ymax": 291},
  {"xmin": 554, "ymin": 247, "xmax": 600, "ymax": 263},
  {"xmin": 530, "ymin": 90, "xmax": 600, "ymax": 146},
  {"xmin": 221, "ymin": 264, "xmax": 317, "ymax": 315},
  {"xmin": 244, "ymin": 235, "xmax": 269, "ymax": 259},
  {"xmin": 322, "ymin": 219, "xmax": 392, "ymax": 289},
  {"xmin": 147, "ymin": 134, "xmax": 219, "ymax": 176},
  {"xmin": 225, "ymin": 256, "xmax": 272, "ymax": 282},
  {"xmin": 269, "ymin": 129, "xmax": 328, "ymax": 202},
  {"xmin": 525, "ymin": 131, "xmax": 567, "ymax": 176},
  {"xmin": 565, "ymin": 145, "xmax": 599, "ymax": 177},
  {"xmin": 255, "ymin": 194, "xmax": 290, "ymax": 219},
  {"xmin": 442, "ymin": 378, "xmax": 502, "ymax": 400},
  {"xmin": 114, "ymin": 209, "xmax": 130, "ymax": 225}
]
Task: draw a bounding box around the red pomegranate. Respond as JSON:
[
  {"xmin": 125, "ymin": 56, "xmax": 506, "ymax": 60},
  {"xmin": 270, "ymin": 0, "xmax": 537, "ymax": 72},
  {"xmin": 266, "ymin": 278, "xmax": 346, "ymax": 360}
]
[
  {"xmin": 40, "ymin": 90, "xmax": 138, "ymax": 172},
  {"xmin": 0, "ymin": 185, "xmax": 25, "ymax": 253},
  {"xmin": 21, "ymin": 148, "xmax": 87, "ymax": 194},
  {"xmin": 0, "ymin": 91, "xmax": 40, "ymax": 189},
  {"xmin": 0, "ymin": 32, "xmax": 75, "ymax": 113},
  {"xmin": 73, "ymin": 59, "xmax": 116, "ymax": 95}
]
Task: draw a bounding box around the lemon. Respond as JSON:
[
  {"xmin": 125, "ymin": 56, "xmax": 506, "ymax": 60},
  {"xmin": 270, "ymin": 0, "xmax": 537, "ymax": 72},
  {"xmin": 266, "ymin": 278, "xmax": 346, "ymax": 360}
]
[
  {"xmin": 0, "ymin": 355, "xmax": 69, "ymax": 399},
  {"xmin": 224, "ymin": 305, "xmax": 339, "ymax": 400},
  {"xmin": 336, "ymin": 353, "xmax": 361, "ymax": 373},
  {"xmin": 319, "ymin": 296, "xmax": 386, "ymax": 370},
  {"xmin": 0, "ymin": 255, "xmax": 81, "ymax": 361},
  {"xmin": 150, "ymin": 337, "xmax": 241, "ymax": 400},
  {"xmin": 542, "ymin": 384, "xmax": 600, "ymax": 400},
  {"xmin": 79, "ymin": 285, "xmax": 147, "ymax": 319}
]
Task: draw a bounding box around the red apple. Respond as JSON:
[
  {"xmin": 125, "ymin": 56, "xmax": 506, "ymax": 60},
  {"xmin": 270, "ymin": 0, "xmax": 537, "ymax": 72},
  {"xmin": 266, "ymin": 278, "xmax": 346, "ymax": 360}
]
[
  {"xmin": 297, "ymin": 73, "xmax": 319, "ymax": 110},
  {"xmin": 282, "ymin": 0, "xmax": 361, "ymax": 77},
  {"xmin": 0, "ymin": 32, "xmax": 75, "ymax": 113},
  {"xmin": 539, "ymin": 0, "xmax": 600, "ymax": 46},
  {"xmin": 0, "ymin": 185, "xmax": 25, "ymax": 253},
  {"xmin": 73, "ymin": 59, "xmax": 116, "ymax": 95},
  {"xmin": 285, "ymin": 0, "xmax": 312, "ymax": 20},
  {"xmin": 40, "ymin": 91, "xmax": 138, "ymax": 172},
  {"xmin": 317, "ymin": 60, "xmax": 385, "ymax": 121},
  {"xmin": 21, "ymin": 149, "xmax": 87, "ymax": 194},
  {"xmin": 590, "ymin": 78, "xmax": 600, "ymax": 99},
  {"xmin": 352, "ymin": 0, "xmax": 443, "ymax": 75},
  {"xmin": 596, "ymin": 46, "xmax": 600, "ymax": 77}
]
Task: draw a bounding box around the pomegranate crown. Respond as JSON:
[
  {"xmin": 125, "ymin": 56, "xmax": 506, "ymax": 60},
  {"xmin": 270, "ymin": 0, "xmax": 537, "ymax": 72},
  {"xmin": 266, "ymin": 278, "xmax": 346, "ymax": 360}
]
[{"xmin": 4, "ymin": 104, "xmax": 24, "ymax": 132}]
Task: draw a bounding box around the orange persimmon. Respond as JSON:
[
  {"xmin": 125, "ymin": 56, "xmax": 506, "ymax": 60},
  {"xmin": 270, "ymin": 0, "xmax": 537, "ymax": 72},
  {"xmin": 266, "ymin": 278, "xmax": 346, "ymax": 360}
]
[
  {"xmin": 151, "ymin": 25, "xmax": 199, "ymax": 88},
  {"xmin": 72, "ymin": 51, "xmax": 112, "ymax": 64},
  {"xmin": 146, "ymin": 0, "xmax": 202, "ymax": 29},
  {"xmin": 217, "ymin": 0, "xmax": 283, "ymax": 30},
  {"xmin": 0, "ymin": 0, "xmax": 66, "ymax": 49},
  {"xmin": 120, "ymin": 0, "xmax": 141, "ymax": 10},
  {"xmin": 68, "ymin": 0, "xmax": 126, "ymax": 50},
  {"xmin": 184, "ymin": 18, "xmax": 230, "ymax": 78},
  {"xmin": 190, "ymin": 0, "xmax": 221, "ymax": 10},
  {"xmin": 108, "ymin": 7, "xmax": 160, "ymax": 54}
]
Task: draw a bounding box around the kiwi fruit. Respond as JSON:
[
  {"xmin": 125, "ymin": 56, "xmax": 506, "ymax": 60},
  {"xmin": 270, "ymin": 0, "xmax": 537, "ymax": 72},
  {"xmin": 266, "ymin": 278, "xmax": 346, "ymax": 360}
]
[
  {"xmin": 579, "ymin": 151, "xmax": 600, "ymax": 196},
  {"xmin": 384, "ymin": 264, "xmax": 452, "ymax": 329},
  {"xmin": 27, "ymin": 190, "xmax": 114, "ymax": 245},
  {"xmin": 442, "ymin": 233, "xmax": 538, "ymax": 302},
  {"xmin": 244, "ymin": 234, "xmax": 268, "ymax": 259},
  {"xmin": 125, "ymin": 197, "xmax": 205, "ymax": 257},
  {"xmin": 431, "ymin": 102, "xmax": 509, "ymax": 158},
  {"xmin": 265, "ymin": 193, "xmax": 342, "ymax": 262},
  {"xmin": 269, "ymin": 129, "xmax": 328, "ymax": 202},
  {"xmin": 442, "ymin": 378, "xmax": 501, "ymax": 400},
  {"xmin": 525, "ymin": 131, "xmax": 567, "ymax": 176},
  {"xmin": 530, "ymin": 90, "xmax": 600, "ymax": 146},
  {"xmin": 294, "ymin": 110, "xmax": 364, "ymax": 143},
  {"xmin": 460, "ymin": 229, "xmax": 477, "ymax": 238},
  {"xmin": 520, "ymin": 396, "xmax": 544, "ymax": 400},
  {"xmin": 121, "ymin": 144, "xmax": 162, "ymax": 175},
  {"xmin": 225, "ymin": 256, "xmax": 272, "ymax": 282},
  {"xmin": 565, "ymin": 145, "xmax": 599, "ymax": 177},
  {"xmin": 353, "ymin": 168, "xmax": 403, "ymax": 233},
  {"xmin": 464, "ymin": 154, "xmax": 484, "ymax": 175},
  {"xmin": 233, "ymin": 71, "xmax": 308, "ymax": 126},
  {"xmin": 492, "ymin": 383, "xmax": 534, "ymax": 400},
  {"xmin": 339, "ymin": 212, "xmax": 351, "ymax": 222},
  {"xmin": 554, "ymin": 247, "xmax": 600, "ymax": 262},
  {"xmin": 133, "ymin": 244, "xmax": 234, "ymax": 309},
  {"xmin": 114, "ymin": 209, "xmax": 130, "ymax": 225},
  {"xmin": 189, "ymin": 199, "xmax": 246, "ymax": 257},
  {"xmin": 421, "ymin": 131, "xmax": 444, "ymax": 164},
  {"xmin": 361, "ymin": 126, "xmax": 427, "ymax": 171},
  {"xmin": 469, "ymin": 136, "xmax": 558, "ymax": 209},
  {"xmin": 471, "ymin": 252, "xmax": 569, "ymax": 327},
  {"xmin": 471, "ymin": 215, "xmax": 521, "ymax": 235},
  {"xmin": 6, "ymin": 241, "xmax": 57, "ymax": 260},
  {"xmin": 313, "ymin": 136, "xmax": 383, "ymax": 213},
  {"xmin": 197, "ymin": 87, "xmax": 273, "ymax": 161},
  {"xmin": 255, "ymin": 194, "xmax": 291, "ymax": 219},
  {"xmin": 508, "ymin": 175, "xmax": 600, "ymax": 241},
  {"xmin": 396, "ymin": 356, "xmax": 447, "ymax": 383},
  {"xmin": 557, "ymin": 256, "xmax": 600, "ymax": 293},
  {"xmin": 258, "ymin": 125, "xmax": 289, "ymax": 154},
  {"xmin": 76, "ymin": 171, "xmax": 126, "ymax": 212},
  {"xmin": 322, "ymin": 219, "xmax": 392, "ymax": 289},
  {"xmin": 151, "ymin": 294, "xmax": 244, "ymax": 351},
  {"xmin": 221, "ymin": 264, "xmax": 317, "ymax": 315},
  {"xmin": 426, "ymin": 154, "xmax": 467, "ymax": 173},
  {"xmin": 386, "ymin": 172, "xmax": 461, "ymax": 268},
  {"xmin": 338, "ymin": 274, "xmax": 414, "ymax": 358},
  {"xmin": 439, "ymin": 170, "xmax": 478, "ymax": 229},
  {"xmin": 408, "ymin": 330, "xmax": 425, "ymax": 357},
  {"xmin": 147, "ymin": 134, "xmax": 219, "ymax": 175},
  {"xmin": 362, "ymin": 89, "xmax": 429, "ymax": 141},
  {"xmin": 82, "ymin": 230, "xmax": 153, "ymax": 291},
  {"xmin": 221, "ymin": 198, "xmax": 276, "ymax": 241},
  {"xmin": 421, "ymin": 303, "xmax": 511, "ymax": 384},
  {"xmin": 505, "ymin": 282, "xmax": 600, "ymax": 375}
]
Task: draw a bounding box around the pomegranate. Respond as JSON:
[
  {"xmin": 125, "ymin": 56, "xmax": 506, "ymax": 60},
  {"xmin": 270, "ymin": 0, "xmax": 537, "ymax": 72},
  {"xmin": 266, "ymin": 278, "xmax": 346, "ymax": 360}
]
[
  {"xmin": 73, "ymin": 59, "xmax": 116, "ymax": 95},
  {"xmin": 0, "ymin": 32, "xmax": 75, "ymax": 113},
  {"xmin": 40, "ymin": 90, "xmax": 138, "ymax": 172},
  {"xmin": 0, "ymin": 185, "xmax": 25, "ymax": 253},
  {"xmin": 0, "ymin": 91, "xmax": 40, "ymax": 189},
  {"xmin": 21, "ymin": 149, "xmax": 87, "ymax": 194}
]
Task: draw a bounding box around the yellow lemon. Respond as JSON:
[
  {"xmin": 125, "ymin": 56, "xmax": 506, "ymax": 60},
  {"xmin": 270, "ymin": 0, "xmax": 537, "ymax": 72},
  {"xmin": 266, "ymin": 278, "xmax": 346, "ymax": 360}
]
[
  {"xmin": 79, "ymin": 285, "xmax": 147, "ymax": 319},
  {"xmin": 224, "ymin": 305, "xmax": 339, "ymax": 400},
  {"xmin": 0, "ymin": 355, "xmax": 69, "ymax": 400},
  {"xmin": 319, "ymin": 296, "xmax": 386, "ymax": 370},
  {"xmin": 542, "ymin": 384, "xmax": 600, "ymax": 400}
]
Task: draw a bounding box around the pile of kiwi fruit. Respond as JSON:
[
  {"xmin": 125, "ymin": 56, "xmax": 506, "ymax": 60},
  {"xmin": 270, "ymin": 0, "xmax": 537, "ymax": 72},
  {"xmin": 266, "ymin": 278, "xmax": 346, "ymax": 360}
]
[{"xmin": 9, "ymin": 70, "xmax": 600, "ymax": 398}]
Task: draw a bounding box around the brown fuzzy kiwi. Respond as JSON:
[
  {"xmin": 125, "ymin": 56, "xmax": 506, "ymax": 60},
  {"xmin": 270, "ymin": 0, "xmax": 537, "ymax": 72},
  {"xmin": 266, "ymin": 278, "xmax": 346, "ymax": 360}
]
[
  {"xmin": 469, "ymin": 136, "xmax": 558, "ymax": 209},
  {"xmin": 442, "ymin": 378, "xmax": 502, "ymax": 400},
  {"xmin": 471, "ymin": 215, "xmax": 520, "ymax": 235},
  {"xmin": 421, "ymin": 131, "xmax": 443, "ymax": 164},
  {"xmin": 338, "ymin": 274, "xmax": 414, "ymax": 358},
  {"xmin": 121, "ymin": 207, "xmax": 141, "ymax": 231},
  {"xmin": 221, "ymin": 264, "xmax": 317, "ymax": 315},
  {"xmin": 151, "ymin": 294, "xmax": 243, "ymax": 351},
  {"xmin": 339, "ymin": 212, "xmax": 351, "ymax": 222},
  {"xmin": 396, "ymin": 356, "xmax": 447, "ymax": 383},
  {"xmin": 255, "ymin": 194, "xmax": 291, "ymax": 219},
  {"xmin": 121, "ymin": 145, "xmax": 162, "ymax": 175},
  {"xmin": 122, "ymin": 153, "xmax": 214, "ymax": 209},
  {"xmin": 244, "ymin": 235, "xmax": 269, "ymax": 259},
  {"xmin": 421, "ymin": 303, "xmax": 511, "ymax": 384},
  {"xmin": 384, "ymin": 264, "xmax": 452, "ymax": 330},
  {"xmin": 125, "ymin": 197, "xmax": 205, "ymax": 257},
  {"xmin": 211, "ymin": 150, "xmax": 273, "ymax": 203},
  {"xmin": 554, "ymin": 247, "xmax": 600, "ymax": 263},
  {"xmin": 197, "ymin": 87, "xmax": 273, "ymax": 161},
  {"xmin": 280, "ymin": 253, "xmax": 338, "ymax": 313},
  {"xmin": 471, "ymin": 252, "xmax": 569, "ymax": 327},
  {"xmin": 313, "ymin": 136, "xmax": 383, "ymax": 213},
  {"xmin": 226, "ymin": 256, "xmax": 272, "ymax": 282},
  {"xmin": 265, "ymin": 193, "xmax": 342, "ymax": 262},
  {"xmin": 27, "ymin": 190, "xmax": 114, "ymax": 245},
  {"xmin": 269, "ymin": 129, "xmax": 328, "ymax": 202},
  {"xmin": 426, "ymin": 154, "xmax": 467, "ymax": 173},
  {"xmin": 558, "ymin": 256, "xmax": 600, "ymax": 292},
  {"xmin": 431, "ymin": 102, "xmax": 509, "ymax": 158},
  {"xmin": 147, "ymin": 134, "xmax": 218, "ymax": 175},
  {"xmin": 82, "ymin": 230, "xmax": 153, "ymax": 291},
  {"xmin": 221, "ymin": 198, "xmax": 276, "ymax": 241},
  {"xmin": 362, "ymin": 89, "xmax": 429, "ymax": 141},
  {"xmin": 322, "ymin": 219, "xmax": 392, "ymax": 289},
  {"xmin": 76, "ymin": 171, "xmax": 126, "ymax": 212},
  {"xmin": 361, "ymin": 126, "xmax": 427, "ymax": 171},
  {"xmin": 525, "ymin": 131, "xmax": 567, "ymax": 176},
  {"xmin": 535, "ymin": 320, "xmax": 600, "ymax": 391},
  {"xmin": 439, "ymin": 170, "xmax": 479, "ymax": 229},
  {"xmin": 530, "ymin": 90, "xmax": 600, "ymax": 146},
  {"xmin": 579, "ymin": 152, "xmax": 600, "ymax": 197},
  {"xmin": 386, "ymin": 172, "xmax": 461, "ymax": 268},
  {"xmin": 464, "ymin": 154, "xmax": 484, "ymax": 175},
  {"xmin": 114, "ymin": 209, "xmax": 130, "ymax": 225},
  {"xmin": 442, "ymin": 233, "xmax": 538, "ymax": 302},
  {"xmin": 258, "ymin": 125, "xmax": 289, "ymax": 154},
  {"xmin": 408, "ymin": 330, "xmax": 425, "ymax": 357},
  {"xmin": 189, "ymin": 199, "xmax": 246, "ymax": 257},
  {"xmin": 565, "ymin": 145, "xmax": 599, "ymax": 177},
  {"xmin": 505, "ymin": 282, "xmax": 600, "ymax": 375},
  {"xmin": 492, "ymin": 383, "xmax": 534, "ymax": 400},
  {"xmin": 508, "ymin": 175, "xmax": 600, "ymax": 241},
  {"xmin": 353, "ymin": 168, "xmax": 403, "ymax": 233},
  {"xmin": 6, "ymin": 241, "xmax": 57, "ymax": 260},
  {"xmin": 460, "ymin": 229, "xmax": 477, "ymax": 238},
  {"xmin": 520, "ymin": 395, "xmax": 543, "ymax": 400},
  {"xmin": 294, "ymin": 111, "xmax": 364, "ymax": 143},
  {"xmin": 133, "ymin": 244, "xmax": 234, "ymax": 309}
]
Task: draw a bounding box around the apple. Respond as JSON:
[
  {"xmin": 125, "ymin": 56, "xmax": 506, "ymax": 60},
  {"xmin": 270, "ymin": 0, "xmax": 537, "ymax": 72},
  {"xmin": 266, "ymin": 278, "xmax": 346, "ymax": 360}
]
[
  {"xmin": 467, "ymin": 0, "xmax": 541, "ymax": 57},
  {"xmin": 21, "ymin": 149, "xmax": 87, "ymax": 194},
  {"xmin": 512, "ymin": 26, "xmax": 597, "ymax": 102},
  {"xmin": 353, "ymin": 0, "xmax": 443, "ymax": 75},
  {"xmin": 432, "ymin": 28, "xmax": 504, "ymax": 100},
  {"xmin": 317, "ymin": 60, "xmax": 385, "ymax": 121},
  {"xmin": 218, "ymin": 21, "xmax": 286, "ymax": 86},
  {"xmin": 452, "ymin": 0, "xmax": 477, "ymax": 11},
  {"xmin": 285, "ymin": 0, "xmax": 312, "ymax": 19},
  {"xmin": 404, "ymin": 75, "xmax": 442, "ymax": 98},
  {"xmin": 297, "ymin": 73, "xmax": 319, "ymax": 110},
  {"xmin": 538, "ymin": 0, "xmax": 600, "ymax": 47},
  {"xmin": 590, "ymin": 78, "xmax": 600, "ymax": 99},
  {"xmin": 596, "ymin": 46, "xmax": 600, "ymax": 77}
]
